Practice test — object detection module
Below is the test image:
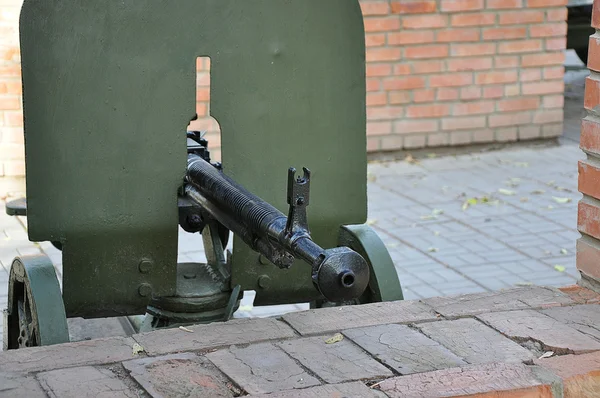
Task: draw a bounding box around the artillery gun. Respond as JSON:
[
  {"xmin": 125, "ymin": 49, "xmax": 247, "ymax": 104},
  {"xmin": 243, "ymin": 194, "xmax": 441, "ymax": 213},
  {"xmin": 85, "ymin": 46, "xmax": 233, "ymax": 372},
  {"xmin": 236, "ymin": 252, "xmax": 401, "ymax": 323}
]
[{"xmin": 3, "ymin": 0, "xmax": 403, "ymax": 349}]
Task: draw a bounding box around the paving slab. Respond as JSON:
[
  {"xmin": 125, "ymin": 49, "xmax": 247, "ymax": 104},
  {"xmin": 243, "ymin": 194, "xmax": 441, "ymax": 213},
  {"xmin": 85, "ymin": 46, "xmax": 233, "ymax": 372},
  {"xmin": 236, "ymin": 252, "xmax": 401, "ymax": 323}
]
[
  {"xmin": 206, "ymin": 343, "xmax": 320, "ymax": 395},
  {"xmin": 132, "ymin": 318, "xmax": 296, "ymax": 356},
  {"xmin": 376, "ymin": 363, "xmax": 560, "ymax": 398},
  {"xmin": 0, "ymin": 373, "xmax": 46, "ymax": 398},
  {"xmin": 423, "ymin": 286, "xmax": 573, "ymax": 317},
  {"xmin": 416, "ymin": 318, "xmax": 535, "ymax": 364},
  {"xmin": 277, "ymin": 336, "xmax": 392, "ymax": 383},
  {"xmin": 478, "ymin": 309, "xmax": 600, "ymax": 354},
  {"xmin": 281, "ymin": 300, "xmax": 437, "ymax": 336},
  {"xmin": 68, "ymin": 317, "xmax": 135, "ymax": 342},
  {"xmin": 249, "ymin": 382, "xmax": 387, "ymax": 398},
  {"xmin": 541, "ymin": 304, "xmax": 600, "ymax": 341},
  {"xmin": 0, "ymin": 336, "xmax": 138, "ymax": 374},
  {"xmin": 343, "ymin": 324, "xmax": 466, "ymax": 375},
  {"xmin": 535, "ymin": 351, "xmax": 600, "ymax": 398},
  {"xmin": 122, "ymin": 353, "xmax": 235, "ymax": 398},
  {"xmin": 37, "ymin": 366, "xmax": 140, "ymax": 398}
]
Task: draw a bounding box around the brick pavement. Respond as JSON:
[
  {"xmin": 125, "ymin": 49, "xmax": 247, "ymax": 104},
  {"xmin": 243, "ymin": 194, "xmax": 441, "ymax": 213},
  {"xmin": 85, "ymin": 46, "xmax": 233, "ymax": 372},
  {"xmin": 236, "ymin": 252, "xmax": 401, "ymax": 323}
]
[{"xmin": 1, "ymin": 286, "xmax": 600, "ymax": 397}]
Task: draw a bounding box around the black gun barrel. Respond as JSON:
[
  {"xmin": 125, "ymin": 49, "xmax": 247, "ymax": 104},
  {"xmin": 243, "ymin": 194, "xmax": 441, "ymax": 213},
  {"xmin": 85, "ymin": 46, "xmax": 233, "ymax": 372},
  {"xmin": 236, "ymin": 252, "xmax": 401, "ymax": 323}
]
[{"xmin": 185, "ymin": 154, "xmax": 370, "ymax": 302}]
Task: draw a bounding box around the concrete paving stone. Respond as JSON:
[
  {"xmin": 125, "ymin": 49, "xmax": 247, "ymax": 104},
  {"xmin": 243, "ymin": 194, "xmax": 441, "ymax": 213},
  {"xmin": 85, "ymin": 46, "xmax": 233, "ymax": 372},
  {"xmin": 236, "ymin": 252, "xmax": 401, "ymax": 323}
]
[
  {"xmin": 404, "ymin": 284, "xmax": 444, "ymax": 299},
  {"xmin": 249, "ymin": 381, "xmax": 387, "ymax": 398},
  {"xmin": 540, "ymin": 304, "xmax": 600, "ymax": 341},
  {"xmin": 437, "ymin": 284, "xmax": 487, "ymax": 296},
  {"xmin": 385, "ymin": 181, "xmax": 484, "ymax": 205},
  {"xmin": 389, "ymin": 204, "xmax": 454, "ymax": 225},
  {"xmin": 434, "ymin": 200, "xmax": 520, "ymax": 220},
  {"xmin": 529, "ymin": 274, "xmax": 578, "ymax": 288},
  {"xmin": 467, "ymin": 213, "xmax": 566, "ymax": 236},
  {"xmin": 473, "ymin": 248, "xmax": 530, "ymax": 264},
  {"xmin": 277, "ymin": 336, "xmax": 393, "ymax": 383},
  {"xmin": 401, "ymin": 287, "xmax": 423, "ymax": 300},
  {"xmin": 0, "ymin": 373, "xmax": 46, "ymax": 398},
  {"xmin": 477, "ymin": 309, "xmax": 600, "ymax": 354},
  {"xmin": 423, "ymin": 286, "xmax": 573, "ymax": 317},
  {"xmin": 206, "ymin": 343, "xmax": 320, "ymax": 395},
  {"xmin": 368, "ymin": 161, "xmax": 424, "ymax": 177},
  {"xmin": 37, "ymin": 366, "xmax": 140, "ymax": 398},
  {"xmin": 68, "ymin": 317, "xmax": 135, "ymax": 342},
  {"xmin": 495, "ymin": 260, "xmax": 558, "ymax": 276},
  {"xmin": 133, "ymin": 317, "xmax": 296, "ymax": 356},
  {"xmin": 15, "ymin": 246, "xmax": 41, "ymax": 257},
  {"xmin": 281, "ymin": 300, "xmax": 438, "ymax": 336},
  {"xmin": 123, "ymin": 353, "xmax": 235, "ymax": 398},
  {"xmin": 535, "ymin": 207, "xmax": 576, "ymax": 229},
  {"xmin": 474, "ymin": 276, "xmax": 518, "ymax": 291},
  {"xmin": 393, "ymin": 273, "xmax": 427, "ymax": 288},
  {"xmin": 343, "ymin": 324, "xmax": 467, "ymax": 375},
  {"xmin": 431, "ymin": 268, "xmax": 471, "ymax": 282},
  {"xmin": 417, "ymin": 318, "xmax": 535, "ymax": 364},
  {"xmin": 534, "ymin": 351, "xmax": 600, "ymax": 398},
  {"xmin": 0, "ymin": 336, "xmax": 138, "ymax": 374},
  {"xmin": 453, "ymin": 264, "xmax": 513, "ymax": 278},
  {"xmin": 377, "ymin": 362, "xmax": 559, "ymax": 398}
]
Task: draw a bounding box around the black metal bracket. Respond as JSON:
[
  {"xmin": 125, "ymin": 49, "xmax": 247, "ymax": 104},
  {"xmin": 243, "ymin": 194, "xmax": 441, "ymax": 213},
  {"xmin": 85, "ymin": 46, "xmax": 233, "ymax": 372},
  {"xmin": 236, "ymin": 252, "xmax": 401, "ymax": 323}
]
[
  {"xmin": 285, "ymin": 167, "xmax": 311, "ymax": 237},
  {"xmin": 5, "ymin": 197, "xmax": 26, "ymax": 216}
]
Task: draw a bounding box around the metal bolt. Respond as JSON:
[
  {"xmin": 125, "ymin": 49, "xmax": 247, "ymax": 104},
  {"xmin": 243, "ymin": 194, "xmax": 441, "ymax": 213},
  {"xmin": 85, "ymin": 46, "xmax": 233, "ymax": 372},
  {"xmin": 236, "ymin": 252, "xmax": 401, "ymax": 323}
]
[
  {"xmin": 258, "ymin": 275, "xmax": 271, "ymax": 289},
  {"xmin": 258, "ymin": 255, "xmax": 271, "ymax": 265},
  {"xmin": 138, "ymin": 283, "xmax": 152, "ymax": 297},
  {"xmin": 138, "ymin": 259, "xmax": 152, "ymax": 274}
]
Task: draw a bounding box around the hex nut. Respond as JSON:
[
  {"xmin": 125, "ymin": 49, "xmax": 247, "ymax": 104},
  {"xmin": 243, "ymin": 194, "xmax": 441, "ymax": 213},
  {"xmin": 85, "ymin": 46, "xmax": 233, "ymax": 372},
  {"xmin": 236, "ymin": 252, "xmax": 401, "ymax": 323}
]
[
  {"xmin": 138, "ymin": 259, "xmax": 152, "ymax": 274},
  {"xmin": 138, "ymin": 283, "xmax": 152, "ymax": 297},
  {"xmin": 258, "ymin": 275, "xmax": 271, "ymax": 289}
]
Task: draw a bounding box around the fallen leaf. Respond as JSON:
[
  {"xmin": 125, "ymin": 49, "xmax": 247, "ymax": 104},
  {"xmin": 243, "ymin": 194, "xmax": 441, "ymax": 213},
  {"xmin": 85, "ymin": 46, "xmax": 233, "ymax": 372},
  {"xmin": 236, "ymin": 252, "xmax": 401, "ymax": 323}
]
[
  {"xmin": 531, "ymin": 190, "xmax": 545, "ymax": 195},
  {"xmin": 432, "ymin": 209, "xmax": 444, "ymax": 215},
  {"xmin": 428, "ymin": 247, "xmax": 439, "ymax": 253},
  {"xmin": 405, "ymin": 154, "xmax": 419, "ymax": 165},
  {"xmin": 367, "ymin": 172, "xmax": 377, "ymax": 182},
  {"xmin": 520, "ymin": 197, "xmax": 529, "ymax": 202},
  {"xmin": 462, "ymin": 197, "xmax": 479, "ymax": 211},
  {"xmin": 366, "ymin": 219, "xmax": 378, "ymax": 226},
  {"xmin": 498, "ymin": 188, "xmax": 516, "ymax": 196},
  {"xmin": 560, "ymin": 248, "xmax": 568, "ymax": 255},
  {"xmin": 325, "ymin": 333, "xmax": 344, "ymax": 344},
  {"xmin": 555, "ymin": 186, "xmax": 572, "ymax": 192},
  {"xmin": 179, "ymin": 326, "xmax": 193, "ymax": 333},
  {"xmin": 546, "ymin": 180, "xmax": 556, "ymax": 186},
  {"xmin": 516, "ymin": 282, "xmax": 533, "ymax": 287},
  {"xmin": 427, "ymin": 153, "xmax": 437, "ymax": 159},
  {"xmin": 420, "ymin": 215, "xmax": 437, "ymax": 220},
  {"xmin": 514, "ymin": 162, "xmax": 529, "ymax": 167},
  {"xmin": 538, "ymin": 351, "xmax": 554, "ymax": 359},
  {"xmin": 546, "ymin": 205, "xmax": 554, "ymax": 210},
  {"xmin": 554, "ymin": 265, "xmax": 566, "ymax": 272},
  {"xmin": 132, "ymin": 343, "xmax": 145, "ymax": 355},
  {"xmin": 505, "ymin": 178, "xmax": 521, "ymax": 187},
  {"xmin": 552, "ymin": 197, "xmax": 572, "ymax": 204}
]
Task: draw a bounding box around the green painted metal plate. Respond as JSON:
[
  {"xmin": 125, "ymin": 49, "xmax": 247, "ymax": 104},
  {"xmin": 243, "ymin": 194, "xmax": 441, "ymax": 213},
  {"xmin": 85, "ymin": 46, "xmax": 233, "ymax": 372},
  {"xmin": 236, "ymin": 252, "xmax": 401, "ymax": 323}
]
[{"xmin": 20, "ymin": 0, "xmax": 367, "ymax": 313}]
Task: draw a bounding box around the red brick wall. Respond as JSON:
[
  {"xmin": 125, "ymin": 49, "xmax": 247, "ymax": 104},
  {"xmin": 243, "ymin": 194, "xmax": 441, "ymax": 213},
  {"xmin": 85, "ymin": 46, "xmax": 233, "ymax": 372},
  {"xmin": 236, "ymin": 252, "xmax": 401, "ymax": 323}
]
[
  {"xmin": 360, "ymin": 0, "xmax": 567, "ymax": 151},
  {"xmin": 578, "ymin": 0, "xmax": 600, "ymax": 291},
  {"xmin": 0, "ymin": 0, "xmax": 24, "ymax": 177},
  {"xmin": 1, "ymin": 0, "xmax": 568, "ymax": 177}
]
